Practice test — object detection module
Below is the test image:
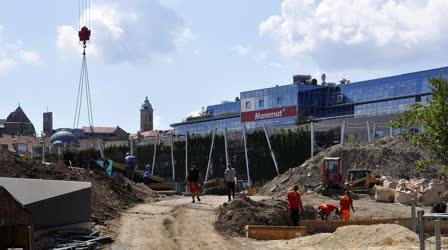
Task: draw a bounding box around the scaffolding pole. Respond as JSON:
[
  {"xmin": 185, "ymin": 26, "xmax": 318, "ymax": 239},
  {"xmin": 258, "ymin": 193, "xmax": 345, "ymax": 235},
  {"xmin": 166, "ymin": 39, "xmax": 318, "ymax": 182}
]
[
  {"xmin": 372, "ymin": 123, "xmax": 376, "ymax": 141},
  {"xmin": 152, "ymin": 132, "xmax": 159, "ymax": 173},
  {"xmin": 205, "ymin": 128, "xmax": 217, "ymax": 182},
  {"xmin": 340, "ymin": 120, "xmax": 346, "ymax": 145},
  {"xmin": 389, "ymin": 120, "xmax": 393, "ymax": 137},
  {"xmin": 366, "ymin": 121, "xmax": 371, "ymax": 143},
  {"xmin": 224, "ymin": 128, "xmax": 229, "ymax": 168},
  {"xmin": 263, "ymin": 125, "xmax": 279, "ymax": 175},
  {"xmin": 310, "ymin": 122, "xmax": 314, "ymax": 158},
  {"xmin": 242, "ymin": 125, "xmax": 251, "ymax": 187},
  {"xmin": 170, "ymin": 134, "xmax": 175, "ymax": 181},
  {"xmin": 185, "ymin": 133, "xmax": 188, "ymax": 180}
]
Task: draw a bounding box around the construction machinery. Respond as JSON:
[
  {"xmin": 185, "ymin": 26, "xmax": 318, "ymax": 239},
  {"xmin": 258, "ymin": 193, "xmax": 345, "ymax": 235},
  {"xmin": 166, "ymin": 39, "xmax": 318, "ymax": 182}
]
[
  {"xmin": 318, "ymin": 157, "xmax": 381, "ymax": 194},
  {"xmin": 345, "ymin": 169, "xmax": 382, "ymax": 193}
]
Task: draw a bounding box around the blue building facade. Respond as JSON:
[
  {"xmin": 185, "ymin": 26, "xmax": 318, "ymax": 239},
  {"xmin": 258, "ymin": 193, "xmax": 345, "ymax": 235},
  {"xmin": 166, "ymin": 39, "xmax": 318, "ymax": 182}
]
[{"xmin": 171, "ymin": 67, "xmax": 447, "ymax": 135}]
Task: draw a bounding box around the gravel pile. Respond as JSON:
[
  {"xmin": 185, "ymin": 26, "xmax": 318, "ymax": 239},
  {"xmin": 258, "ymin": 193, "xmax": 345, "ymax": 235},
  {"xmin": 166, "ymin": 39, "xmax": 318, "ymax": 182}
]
[
  {"xmin": 0, "ymin": 151, "xmax": 161, "ymax": 224},
  {"xmin": 259, "ymin": 137, "xmax": 434, "ymax": 196}
]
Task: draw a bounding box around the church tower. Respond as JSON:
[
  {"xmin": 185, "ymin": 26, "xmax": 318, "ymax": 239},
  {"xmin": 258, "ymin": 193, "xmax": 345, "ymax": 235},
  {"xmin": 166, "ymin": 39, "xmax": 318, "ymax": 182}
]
[{"xmin": 140, "ymin": 96, "xmax": 153, "ymax": 132}]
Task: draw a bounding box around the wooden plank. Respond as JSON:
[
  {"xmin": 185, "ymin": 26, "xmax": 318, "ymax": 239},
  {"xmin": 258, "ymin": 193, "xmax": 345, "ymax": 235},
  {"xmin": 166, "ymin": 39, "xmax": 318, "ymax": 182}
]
[{"xmin": 245, "ymin": 225, "xmax": 307, "ymax": 240}]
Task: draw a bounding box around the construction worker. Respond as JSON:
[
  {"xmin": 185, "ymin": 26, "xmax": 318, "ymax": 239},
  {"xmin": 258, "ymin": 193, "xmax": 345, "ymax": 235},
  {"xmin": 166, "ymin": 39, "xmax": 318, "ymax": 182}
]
[
  {"xmin": 287, "ymin": 185, "xmax": 303, "ymax": 226},
  {"xmin": 186, "ymin": 163, "xmax": 202, "ymax": 203},
  {"xmin": 224, "ymin": 164, "xmax": 236, "ymax": 202},
  {"xmin": 317, "ymin": 203, "xmax": 339, "ymax": 220},
  {"xmin": 124, "ymin": 153, "xmax": 136, "ymax": 181},
  {"xmin": 143, "ymin": 164, "xmax": 152, "ymax": 184},
  {"xmin": 339, "ymin": 190, "xmax": 355, "ymax": 220}
]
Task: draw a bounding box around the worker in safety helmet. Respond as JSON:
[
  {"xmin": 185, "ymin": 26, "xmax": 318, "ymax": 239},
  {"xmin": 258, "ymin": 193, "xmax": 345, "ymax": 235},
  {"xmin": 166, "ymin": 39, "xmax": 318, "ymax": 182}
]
[
  {"xmin": 317, "ymin": 203, "xmax": 339, "ymax": 220},
  {"xmin": 124, "ymin": 152, "xmax": 137, "ymax": 181},
  {"xmin": 287, "ymin": 185, "xmax": 303, "ymax": 226},
  {"xmin": 339, "ymin": 190, "xmax": 355, "ymax": 220}
]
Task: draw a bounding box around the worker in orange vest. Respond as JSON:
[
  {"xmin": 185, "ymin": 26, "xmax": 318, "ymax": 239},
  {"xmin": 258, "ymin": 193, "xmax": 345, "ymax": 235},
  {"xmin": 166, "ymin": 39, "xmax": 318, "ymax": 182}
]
[
  {"xmin": 287, "ymin": 185, "xmax": 303, "ymax": 226},
  {"xmin": 317, "ymin": 203, "xmax": 339, "ymax": 220},
  {"xmin": 339, "ymin": 190, "xmax": 355, "ymax": 220}
]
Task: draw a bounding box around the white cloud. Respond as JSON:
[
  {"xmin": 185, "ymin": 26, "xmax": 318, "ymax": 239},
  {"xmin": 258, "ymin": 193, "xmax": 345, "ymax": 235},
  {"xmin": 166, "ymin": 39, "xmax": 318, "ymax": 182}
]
[
  {"xmin": 268, "ymin": 62, "xmax": 283, "ymax": 69},
  {"xmin": 0, "ymin": 58, "xmax": 17, "ymax": 75},
  {"xmin": 254, "ymin": 50, "xmax": 269, "ymax": 62},
  {"xmin": 19, "ymin": 50, "xmax": 41, "ymax": 65},
  {"xmin": 56, "ymin": 0, "xmax": 192, "ymax": 64},
  {"xmin": 0, "ymin": 27, "xmax": 41, "ymax": 75},
  {"xmin": 230, "ymin": 44, "xmax": 250, "ymax": 56},
  {"xmin": 187, "ymin": 110, "xmax": 200, "ymax": 117},
  {"xmin": 153, "ymin": 115, "xmax": 161, "ymax": 129},
  {"xmin": 260, "ymin": 0, "xmax": 448, "ymax": 69}
]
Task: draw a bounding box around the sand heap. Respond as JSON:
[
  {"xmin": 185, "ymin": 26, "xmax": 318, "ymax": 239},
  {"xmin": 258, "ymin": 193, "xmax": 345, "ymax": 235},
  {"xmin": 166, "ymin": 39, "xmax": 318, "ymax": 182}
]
[
  {"xmin": 215, "ymin": 197, "xmax": 316, "ymax": 236},
  {"xmin": 259, "ymin": 137, "xmax": 434, "ymax": 196},
  {"xmin": 0, "ymin": 151, "xmax": 160, "ymax": 224},
  {"xmin": 281, "ymin": 224, "xmax": 420, "ymax": 249}
]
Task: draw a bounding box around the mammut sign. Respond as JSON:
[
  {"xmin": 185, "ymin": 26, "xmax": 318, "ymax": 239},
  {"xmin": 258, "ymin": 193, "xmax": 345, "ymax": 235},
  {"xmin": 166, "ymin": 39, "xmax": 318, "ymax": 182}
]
[{"xmin": 241, "ymin": 106, "xmax": 297, "ymax": 122}]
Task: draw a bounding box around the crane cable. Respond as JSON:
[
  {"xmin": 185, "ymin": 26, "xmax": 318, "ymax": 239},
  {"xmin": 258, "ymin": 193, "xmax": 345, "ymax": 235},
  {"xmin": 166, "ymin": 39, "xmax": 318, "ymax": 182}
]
[{"xmin": 73, "ymin": 0, "xmax": 94, "ymax": 131}]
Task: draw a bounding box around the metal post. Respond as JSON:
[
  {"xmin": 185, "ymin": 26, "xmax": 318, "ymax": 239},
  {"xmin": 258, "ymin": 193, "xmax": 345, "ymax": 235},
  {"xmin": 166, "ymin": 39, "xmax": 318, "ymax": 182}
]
[
  {"xmin": 263, "ymin": 125, "xmax": 279, "ymax": 175},
  {"xmin": 372, "ymin": 123, "xmax": 376, "ymax": 140},
  {"xmin": 435, "ymin": 220, "xmax": 441, "ymax": 250},
  {"xmin": 152, "ymin": 132, "xmax": 159, "ymax": 173},
  {"xmin": 389, "ymin": 120, "xmax": 393, "ymax": 137},
  {"xmin": 42, "ymin": 134, "xmax": 45, "ymax": 164},
  {"xmin": 224, "ymin": 128, "xmax": 229, "ymax": 168},
  {"xmin": 130, "ymin": 138, "xmax": 134, "ymax": 156},
  {"xmin": 185, "ymin": 133, "xmax": 188, "ymax": 180},
  {"xmin": 366, "ymin": 121, "xmax": 371, "ymax": 143},
  {"xmin": 340, "ymin": 121, "xmax": 346, "ymax": 145},
  {"xmin": 205, "ymin": 128, "xmax": 216, "ymax": 182},
  {"xmin": 418, "ymin": 210, "xmax": 425, "ymax": 250},
  {"xmin": 411, "ymin": 199, "xmax": 417, "ymax": 232},
  {"xmin": 170, "ymin": 134, "xmax": 175, "ymax": 181},
  {"xmin": 310, "ymin": 122, "xmax": 314, "ymax": 158},
  {"xmin": 242, "ymin": 125, "xmax": 251, "ymax": 188}
]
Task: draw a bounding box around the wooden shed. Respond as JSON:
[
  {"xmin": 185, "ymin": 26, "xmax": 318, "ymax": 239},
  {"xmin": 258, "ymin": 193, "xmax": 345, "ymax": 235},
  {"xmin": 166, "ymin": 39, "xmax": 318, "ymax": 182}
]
[{"xmin": 0, "ymin": 186, "xmax": 33, "ymax": 250}]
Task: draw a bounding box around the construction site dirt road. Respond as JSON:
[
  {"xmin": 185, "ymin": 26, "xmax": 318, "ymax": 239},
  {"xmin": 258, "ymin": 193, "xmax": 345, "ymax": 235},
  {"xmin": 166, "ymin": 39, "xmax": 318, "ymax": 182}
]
[
  {"xmin": 107, "ymin": 194, "xmax": 426, "ymax": 250},
  {"xmin": 108, "ymin": 196, "xmax": 270, "ymax": 250}
]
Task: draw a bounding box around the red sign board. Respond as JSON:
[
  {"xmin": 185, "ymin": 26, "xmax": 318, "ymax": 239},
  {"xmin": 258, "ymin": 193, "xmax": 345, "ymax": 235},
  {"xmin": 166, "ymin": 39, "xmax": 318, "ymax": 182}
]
[{"xmin": 241, "ymin": 106, "xmax": 297, "ymax": 122}]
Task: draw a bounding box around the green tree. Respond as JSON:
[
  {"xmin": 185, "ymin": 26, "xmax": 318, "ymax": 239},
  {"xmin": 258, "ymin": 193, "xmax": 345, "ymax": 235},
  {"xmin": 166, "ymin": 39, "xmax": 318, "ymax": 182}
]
[{"xmin": 391, "ymin": 77, "xmax": 448, "ymax": 174}]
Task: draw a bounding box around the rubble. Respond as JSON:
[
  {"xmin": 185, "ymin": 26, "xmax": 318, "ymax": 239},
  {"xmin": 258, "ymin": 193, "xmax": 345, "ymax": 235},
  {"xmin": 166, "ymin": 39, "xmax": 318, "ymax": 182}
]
[
  {"xmin": 0, "ymin": 151, "xmax": 161, "ymax": 224},
  {"xmin": 258, "ymin": 137, "xmax": 435, "ymax": 197}
]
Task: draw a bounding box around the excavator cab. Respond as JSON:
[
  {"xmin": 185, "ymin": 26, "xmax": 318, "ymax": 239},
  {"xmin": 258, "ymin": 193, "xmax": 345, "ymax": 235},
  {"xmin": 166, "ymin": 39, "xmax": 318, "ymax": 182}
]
[{"xmin": 321, "ymin": 157, "xmax": 343, "ymax": 188}]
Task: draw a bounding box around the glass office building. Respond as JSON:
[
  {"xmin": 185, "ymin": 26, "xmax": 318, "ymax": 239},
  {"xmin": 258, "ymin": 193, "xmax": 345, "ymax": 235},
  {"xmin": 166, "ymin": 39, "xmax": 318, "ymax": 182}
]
[{"xmin": 171, "ymin": 67, "xmax": 447, "ymax": 135}]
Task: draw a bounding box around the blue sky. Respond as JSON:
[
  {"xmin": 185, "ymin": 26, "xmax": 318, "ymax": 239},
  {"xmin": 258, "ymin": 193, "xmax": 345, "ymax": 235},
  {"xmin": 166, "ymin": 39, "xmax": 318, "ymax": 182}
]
[{"xmin": 1, "ymin": 0, "xmax": 447, "ymax": 134}]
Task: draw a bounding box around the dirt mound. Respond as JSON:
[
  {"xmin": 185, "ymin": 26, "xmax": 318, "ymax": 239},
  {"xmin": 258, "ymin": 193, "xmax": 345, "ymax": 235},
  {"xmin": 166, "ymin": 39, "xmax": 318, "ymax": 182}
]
[
  {"xmin": 215, "ymin": 197, "xmax": 289, "ymax": 236},
  {"xmin": 259, "ymin": 137, "xmax": 433, "ymax": 196},
  {"xmin": 215, "ymin": 196, "xmax": 317, "ymax": 236},
  {"xmin": 0, "ymin": 151, "xmax": 160, "ymax": 224},
  {"xmin": 284, "ymin": 224, "xmax": 419, "ymax": 249}
]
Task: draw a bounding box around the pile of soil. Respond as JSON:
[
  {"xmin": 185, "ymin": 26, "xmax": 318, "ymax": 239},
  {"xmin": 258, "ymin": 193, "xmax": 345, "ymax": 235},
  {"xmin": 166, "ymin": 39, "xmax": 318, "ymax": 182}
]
[
  {"xmin": 215, "ymin": 197, "xmax": 316, "ymax": 236},
  {"xmin": 283, "ymin": 224, "xmax": 420, "ymax": 249},
  {"xmin": 259, "ymin": 137, "xmax": 434, "ymax": 196},
  {"xmin": 0, "ymin": 151, "xmax": 160, "ymax": 224}
]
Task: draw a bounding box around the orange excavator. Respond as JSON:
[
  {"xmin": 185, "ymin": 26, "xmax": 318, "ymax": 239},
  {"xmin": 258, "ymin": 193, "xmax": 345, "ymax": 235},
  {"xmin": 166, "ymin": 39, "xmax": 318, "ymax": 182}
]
[{"xmin": 317, "ymin": 157, "xmax": 381, "ymax": 194}]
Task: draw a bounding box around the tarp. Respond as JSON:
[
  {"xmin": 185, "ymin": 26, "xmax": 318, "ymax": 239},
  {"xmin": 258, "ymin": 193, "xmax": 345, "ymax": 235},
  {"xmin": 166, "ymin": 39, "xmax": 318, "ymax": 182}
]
[{"xmin": 96, "ymin": 160, "xmax": 113, "ymax": 176}]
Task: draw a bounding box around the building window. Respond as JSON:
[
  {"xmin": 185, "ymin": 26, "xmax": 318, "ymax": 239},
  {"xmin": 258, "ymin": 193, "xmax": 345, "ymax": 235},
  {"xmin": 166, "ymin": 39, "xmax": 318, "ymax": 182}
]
[
  {"xmin": 259, "ymin": 99, "xmax": 264, "ymax": 109},
  {"xmin": 245, "ymin": 101, "xmax": 251, "ymax": 110}
]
